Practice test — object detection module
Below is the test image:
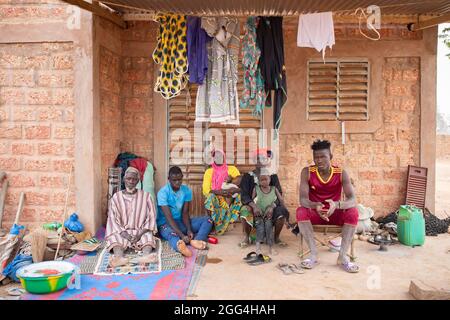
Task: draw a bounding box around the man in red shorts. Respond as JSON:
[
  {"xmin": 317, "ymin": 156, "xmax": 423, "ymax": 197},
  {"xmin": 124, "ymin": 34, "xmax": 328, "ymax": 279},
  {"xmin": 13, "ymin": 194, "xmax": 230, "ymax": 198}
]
[{"xmin": 296, "ymin": 139, "xmax": 359, "ymax": 273}]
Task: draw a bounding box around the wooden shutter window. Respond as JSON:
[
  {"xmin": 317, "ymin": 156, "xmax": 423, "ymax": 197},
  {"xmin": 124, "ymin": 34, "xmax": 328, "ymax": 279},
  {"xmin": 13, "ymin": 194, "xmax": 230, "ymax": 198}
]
[
  {"xmin": 168, "ymin": 56, "xmax": 262, "ymax": 216},
  {"xmin": 307, "ymin": 59, "xmax": 369, "ymax": 121}
]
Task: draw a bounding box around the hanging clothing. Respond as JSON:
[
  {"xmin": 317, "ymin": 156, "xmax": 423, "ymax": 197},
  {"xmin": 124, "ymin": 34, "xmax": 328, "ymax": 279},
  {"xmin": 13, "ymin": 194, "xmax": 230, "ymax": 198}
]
[
  {"xmin": 256, "ymin": 17, "xmax": 287, "ymax": 131},
  {"xmin": 187, "ymin": 16, "xmax": 211, "ymax": 85},
  {"xmin": 153, "ymin": 13, "xmax": 189, "ymax": 99},
  {"xmin": 195, "ymin": 17, "xmax": 240, "ymax": 125},
  {"xmin": 129, "ymin": 158, "xmax": 148, "ymax": 181},
  {"xmin": 113, "ymin": 152, "xmax": 138, "ymax": 190},
  {"xmin": 135, "ymin": 161, "xmax": 156, "ymax": 203},
  {"xmin": 297, "ymin": 12, "xmax": 335, "ymax": 60},
  {"xmin": 240, "ymin": 17, "xmax": 266, "ymax": 115}
]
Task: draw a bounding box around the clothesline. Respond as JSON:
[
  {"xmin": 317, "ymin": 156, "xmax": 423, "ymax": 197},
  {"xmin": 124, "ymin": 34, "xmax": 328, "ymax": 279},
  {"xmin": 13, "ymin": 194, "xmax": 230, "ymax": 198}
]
[{"xmin": 100, "ymin": 0, "xmax": 440, "ymax": 18}]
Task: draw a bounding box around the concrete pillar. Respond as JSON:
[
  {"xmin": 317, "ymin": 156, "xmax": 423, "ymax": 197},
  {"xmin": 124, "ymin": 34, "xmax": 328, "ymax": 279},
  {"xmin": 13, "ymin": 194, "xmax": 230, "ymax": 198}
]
[{"xmin": 420, "ymin": 27, "xmax": 438, "ymax": 212}]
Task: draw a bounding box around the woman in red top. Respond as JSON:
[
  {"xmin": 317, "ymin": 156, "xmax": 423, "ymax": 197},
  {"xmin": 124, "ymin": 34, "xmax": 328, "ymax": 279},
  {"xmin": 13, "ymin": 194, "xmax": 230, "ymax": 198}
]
[{"xmin": 296, "ymin": 140, "xmax": 359, "ymax": 273}]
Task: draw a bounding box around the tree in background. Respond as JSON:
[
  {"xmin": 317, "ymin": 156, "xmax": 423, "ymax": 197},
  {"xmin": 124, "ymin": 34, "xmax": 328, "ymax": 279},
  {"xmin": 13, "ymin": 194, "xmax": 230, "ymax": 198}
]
[{"xmin": 439, "ymin": 27, "xmax": 450, "ymax": 59}]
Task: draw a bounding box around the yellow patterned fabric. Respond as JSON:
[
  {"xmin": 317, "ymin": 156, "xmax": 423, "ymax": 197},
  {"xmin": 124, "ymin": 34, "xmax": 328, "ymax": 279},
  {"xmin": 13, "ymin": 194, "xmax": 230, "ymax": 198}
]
[{"xmin": 153, "ymin": 13, "xmax": 189, "ymax": 99}]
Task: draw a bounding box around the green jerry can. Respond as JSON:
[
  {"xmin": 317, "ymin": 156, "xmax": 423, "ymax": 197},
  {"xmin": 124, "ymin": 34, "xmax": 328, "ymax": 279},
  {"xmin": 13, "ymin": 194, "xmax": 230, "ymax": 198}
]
[{"xmin": 397, "ymin": 205, "xmax": 425, "ymax": 247}]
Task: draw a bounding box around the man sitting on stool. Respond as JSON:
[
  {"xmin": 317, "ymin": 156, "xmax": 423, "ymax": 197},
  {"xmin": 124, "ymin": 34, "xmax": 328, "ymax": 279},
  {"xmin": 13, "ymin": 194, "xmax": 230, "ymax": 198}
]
[{"xmin": 296, "ymin": 139, "xmax": 359, "ymax": 273}]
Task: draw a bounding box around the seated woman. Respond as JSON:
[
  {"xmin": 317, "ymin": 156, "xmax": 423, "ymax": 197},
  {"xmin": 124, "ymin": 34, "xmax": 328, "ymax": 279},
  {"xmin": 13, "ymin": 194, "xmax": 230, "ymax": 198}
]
[
  {"xmin": 203, "ymin": 149, "xmax": 242, "ymax": 235},
  {"xmin": 105, "ymin": 167, "xmax": 158, "ymax": 267}
]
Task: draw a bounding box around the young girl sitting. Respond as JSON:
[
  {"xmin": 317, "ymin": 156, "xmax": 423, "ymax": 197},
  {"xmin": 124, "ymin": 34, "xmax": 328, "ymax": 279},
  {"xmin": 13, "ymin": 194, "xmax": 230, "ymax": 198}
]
[{"xmin": 252, "ymin": 174, "xmax": 286, "ymax": 256}]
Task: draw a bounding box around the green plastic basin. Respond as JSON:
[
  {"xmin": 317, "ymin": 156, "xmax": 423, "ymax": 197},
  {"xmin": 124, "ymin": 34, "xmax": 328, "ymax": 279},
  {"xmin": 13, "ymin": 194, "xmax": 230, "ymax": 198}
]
[{"xmin": 16, "ymin": 261, "xmax": 75, "ymax": 294}]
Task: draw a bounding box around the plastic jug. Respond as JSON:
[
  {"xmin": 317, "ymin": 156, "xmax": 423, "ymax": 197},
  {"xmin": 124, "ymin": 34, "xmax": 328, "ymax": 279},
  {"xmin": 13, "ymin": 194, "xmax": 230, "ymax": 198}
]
[{"xmin": 397, "ymin": 205, "xmax": 425, "ymax": 247}]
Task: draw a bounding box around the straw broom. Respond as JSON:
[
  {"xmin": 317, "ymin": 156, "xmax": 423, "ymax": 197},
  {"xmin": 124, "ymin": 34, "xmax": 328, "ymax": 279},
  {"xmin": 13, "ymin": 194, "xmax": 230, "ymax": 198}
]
[
  {"xmin": 54, "ymin": 166, "xmax": 73, "ymax": 260},
  {"xmin": 30, "ymin": 229, "xmax": 48, "ymax": 263}
]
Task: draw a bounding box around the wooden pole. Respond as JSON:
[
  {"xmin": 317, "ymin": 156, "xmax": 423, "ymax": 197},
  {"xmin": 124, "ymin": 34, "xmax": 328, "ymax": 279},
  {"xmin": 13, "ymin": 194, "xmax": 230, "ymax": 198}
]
[
  {"xmin": 14, "ymin": 193, "xmax": 25, "ymax": 226},
  {"xmin": 54, "ymin": 166, "xmax": 73, "ymax": 260},
  {"xmin": 408, "ymin": 13, "xmax": 450, "ymax": 31},
  {"xmin": 0, "ymin": 177, "xmax": 9, "ymax": 229}
]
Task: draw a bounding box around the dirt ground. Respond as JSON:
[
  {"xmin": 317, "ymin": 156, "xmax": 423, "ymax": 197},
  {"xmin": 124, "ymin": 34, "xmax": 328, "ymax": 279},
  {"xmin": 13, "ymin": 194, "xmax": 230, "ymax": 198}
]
[
  {"xmin": 190, "ymin": 225, "xmax": 450, "ymax": 300},
  {"xmin": 190, "ymin": 159, "xmax": 450, "ymax": 300}
]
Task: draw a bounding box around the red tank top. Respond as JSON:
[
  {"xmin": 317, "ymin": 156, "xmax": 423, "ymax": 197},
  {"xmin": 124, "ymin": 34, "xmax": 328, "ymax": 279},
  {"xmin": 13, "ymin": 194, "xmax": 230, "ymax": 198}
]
[{"xmin": 308, "ymin": 165, "xmax": 343, "ymax": 208}]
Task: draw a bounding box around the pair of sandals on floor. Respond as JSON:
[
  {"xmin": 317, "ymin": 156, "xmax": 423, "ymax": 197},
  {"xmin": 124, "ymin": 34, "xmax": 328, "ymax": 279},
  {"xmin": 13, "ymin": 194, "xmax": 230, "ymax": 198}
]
[
  {"xmin": 243, "ymin": 251, "xmax": 272, "ymax": 266},
  {"xmin": 243, "ymin": 252, "xmax": 358, "ymax": 273}
]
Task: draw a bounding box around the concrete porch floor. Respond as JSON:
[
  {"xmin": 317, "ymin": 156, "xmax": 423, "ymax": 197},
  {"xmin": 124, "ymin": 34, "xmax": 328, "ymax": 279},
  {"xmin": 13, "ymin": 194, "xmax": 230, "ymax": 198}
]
[
  {"xmin": 190, "ymin": 159, "xmax": 450, "ymax": 300},
  {"xmin": 190, "ymin": 223, "xmax": 450, "ymax": 300}
]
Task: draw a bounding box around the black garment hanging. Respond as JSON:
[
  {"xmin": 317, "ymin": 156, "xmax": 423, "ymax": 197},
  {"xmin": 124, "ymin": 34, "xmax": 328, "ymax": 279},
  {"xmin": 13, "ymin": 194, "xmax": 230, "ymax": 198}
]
[{"xmin": 256, "ymin": 17, "xmax": 287, "ymax": 131}]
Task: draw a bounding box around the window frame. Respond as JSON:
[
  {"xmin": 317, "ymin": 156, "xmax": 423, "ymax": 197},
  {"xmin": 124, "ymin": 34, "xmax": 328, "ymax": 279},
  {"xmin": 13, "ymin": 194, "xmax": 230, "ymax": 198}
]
[{"xmin": 306, "ymin": 58, "xmax": 370, "ymax": 121}]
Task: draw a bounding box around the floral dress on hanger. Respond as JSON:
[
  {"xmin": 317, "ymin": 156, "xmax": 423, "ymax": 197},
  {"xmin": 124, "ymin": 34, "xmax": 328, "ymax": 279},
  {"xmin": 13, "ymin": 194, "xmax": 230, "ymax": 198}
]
[{"xmin": 195, "ymin": 17, "xmax": 240, "ymax": 125}]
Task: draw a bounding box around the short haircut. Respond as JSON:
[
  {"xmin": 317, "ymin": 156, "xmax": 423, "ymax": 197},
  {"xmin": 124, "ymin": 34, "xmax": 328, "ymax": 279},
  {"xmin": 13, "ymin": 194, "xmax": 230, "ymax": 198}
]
[
  {"xmin": 168, "ymin": 166, "xmax": 183, "ymax": 177},
  {"xmin": 311, "ymin": 139, "xmax": 331, "ymax": 151}
]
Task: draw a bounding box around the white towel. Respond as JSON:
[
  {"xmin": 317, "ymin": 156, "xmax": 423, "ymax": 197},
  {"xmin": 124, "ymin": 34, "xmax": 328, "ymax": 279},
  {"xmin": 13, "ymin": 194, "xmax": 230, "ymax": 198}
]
[{"xmin": 297, "ymin": 12, "xmax": 335, "ymax": 60}]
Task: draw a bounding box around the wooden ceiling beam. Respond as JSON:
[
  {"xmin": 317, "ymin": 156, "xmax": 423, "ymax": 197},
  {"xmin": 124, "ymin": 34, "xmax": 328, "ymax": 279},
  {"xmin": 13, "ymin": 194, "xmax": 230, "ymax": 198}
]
[
  {"xmin": 407, "ymin": 13, "xmax": 450, "ymax": 31},
  {"xmin": 62, "ymin": 0, "xmax": 127, "ymax": 29}
]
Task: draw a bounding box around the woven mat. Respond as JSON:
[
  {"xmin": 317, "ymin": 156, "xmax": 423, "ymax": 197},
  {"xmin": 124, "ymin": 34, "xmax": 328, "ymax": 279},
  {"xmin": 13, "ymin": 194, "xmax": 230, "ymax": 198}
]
[
  {"xmin": 160, "ymin": 240, "xmax": 185, "ymax": 270},
  {"xmin": 93, "ymin": 239, "xmax": 187, "ymax": 275},
  {"xmin": 187, "ymin": 249, "xmax": 208, "ymax": 297}
]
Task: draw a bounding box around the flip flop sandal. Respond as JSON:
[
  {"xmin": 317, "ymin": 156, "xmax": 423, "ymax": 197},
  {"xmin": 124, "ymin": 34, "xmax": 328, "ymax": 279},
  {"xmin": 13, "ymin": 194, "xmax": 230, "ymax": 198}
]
[
  {"xmin": 7, "ymin": 287, "xmax": 25, "ymax": 296},
  {"xmin": 247, "ymin": 254, "xmax": 272, "ymax": 266},
  {"xmin": 288, "ymin": 264, "xmax": 305, "ymax": 274},
  {"xmin": 339, "ymin": 261, "xmax": 360, "ymax": 273},
  {"xmin": 243, "ymin": 251, "xmax": 258, "ymax": 261},
  {"xmin": 299, "ymin": 258, "xmax": 319, "ymax": 269},
  {"xmin": 276, "ymin": 263, "xmax": 293, "ymax": 275}
]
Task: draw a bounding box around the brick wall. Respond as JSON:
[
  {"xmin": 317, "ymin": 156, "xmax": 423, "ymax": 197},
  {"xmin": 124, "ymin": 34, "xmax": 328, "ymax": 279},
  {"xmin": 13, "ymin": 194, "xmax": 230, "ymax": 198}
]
[
  {"xmin": 98, "ymin": 21, "xmax": 156, "ymax": 216},
  {"xmin": 99, "ymin": 45, "xmax": 121, "ymax": 215},
  {"xmin": 0, "ymin": 0, "xmax": 70, "ymax": 24},
  {"xmin": 0, "ymin": 42, "xmax": 75, "ymax": 229},
  {"xmin": 120, "ymin": 22, "xmax": 155, "ymax": 160},
  {"xmin": 436, "ymin": 134, "xmax": 450, "ymax": 159},
  {"xmin": 278, "ymin": 57, "xmax": 421, "ymax": 219}
]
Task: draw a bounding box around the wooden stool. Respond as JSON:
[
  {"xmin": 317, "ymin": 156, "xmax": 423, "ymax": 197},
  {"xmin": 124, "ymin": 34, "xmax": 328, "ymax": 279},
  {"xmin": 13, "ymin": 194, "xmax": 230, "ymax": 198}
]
[{"xmin": 299, "ymin": 225, "xmax": 356, "ymax": 262}]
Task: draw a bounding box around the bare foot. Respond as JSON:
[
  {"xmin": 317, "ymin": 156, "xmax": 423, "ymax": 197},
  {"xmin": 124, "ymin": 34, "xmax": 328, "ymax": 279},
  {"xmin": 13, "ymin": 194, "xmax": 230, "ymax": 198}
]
[
  {"xmin": 109, "ymin": 256, "xmax": 129, "ymax": 267},
  {"xmin": 190, "ymin": 240, "xmax": 207, "ymax": 250},
  {"xmin": 269, "ymin": 248, "xmax": 279, "ymax": 256},
  {"xmin": 132, "ymin": 253, "xmax": 158, "ymax": 264},
  {"xmin": 177, "ymin": 240, "xmax": 192, "ymax": 257}
]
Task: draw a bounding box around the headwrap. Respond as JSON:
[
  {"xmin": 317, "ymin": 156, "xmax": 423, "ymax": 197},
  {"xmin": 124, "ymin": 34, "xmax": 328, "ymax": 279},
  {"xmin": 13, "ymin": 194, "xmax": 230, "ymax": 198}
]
[
  {"xmin": 124, "ymin": 166, "xmax": 140, "ymax": 179},
  {"xmin": 211, "ymin": 149, "xmax": 229, "ymax": 191}
]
